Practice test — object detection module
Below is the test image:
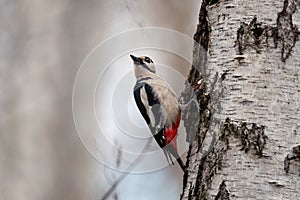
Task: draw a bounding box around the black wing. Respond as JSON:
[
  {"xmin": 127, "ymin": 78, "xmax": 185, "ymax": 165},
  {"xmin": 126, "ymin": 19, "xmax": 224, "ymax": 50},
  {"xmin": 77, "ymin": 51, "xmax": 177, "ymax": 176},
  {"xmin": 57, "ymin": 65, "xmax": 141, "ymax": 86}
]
[
  {"xmin": 133, "ymin": 82, "xmax": 165, "ymax": 138},
  {"xmin": 133, "ymin": 83, "xmax": 151, "ymax": 124}
]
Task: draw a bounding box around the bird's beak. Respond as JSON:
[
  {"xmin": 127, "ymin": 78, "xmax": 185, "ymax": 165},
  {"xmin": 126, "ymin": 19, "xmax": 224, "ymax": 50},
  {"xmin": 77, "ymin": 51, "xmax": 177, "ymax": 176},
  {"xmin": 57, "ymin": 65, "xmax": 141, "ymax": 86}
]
[{"xmin": 130, "ymin": 54, "xmax": 142, "ymax": 64}]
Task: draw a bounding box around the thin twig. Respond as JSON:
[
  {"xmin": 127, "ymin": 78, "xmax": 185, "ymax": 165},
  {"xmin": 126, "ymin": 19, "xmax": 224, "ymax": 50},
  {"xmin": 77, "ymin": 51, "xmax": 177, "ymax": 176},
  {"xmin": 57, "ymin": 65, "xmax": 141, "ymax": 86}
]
[{"xmin": 100, "ymin": 138, "xmax": 152, "ymax": 200}]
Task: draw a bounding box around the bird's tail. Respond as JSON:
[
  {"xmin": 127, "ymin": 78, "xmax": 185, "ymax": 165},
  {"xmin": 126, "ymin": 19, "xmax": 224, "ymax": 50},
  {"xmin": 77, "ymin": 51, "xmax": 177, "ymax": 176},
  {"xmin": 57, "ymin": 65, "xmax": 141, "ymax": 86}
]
[{"xmin": 165, "ymin": 143, "xmax": 186, "ymax": 171}]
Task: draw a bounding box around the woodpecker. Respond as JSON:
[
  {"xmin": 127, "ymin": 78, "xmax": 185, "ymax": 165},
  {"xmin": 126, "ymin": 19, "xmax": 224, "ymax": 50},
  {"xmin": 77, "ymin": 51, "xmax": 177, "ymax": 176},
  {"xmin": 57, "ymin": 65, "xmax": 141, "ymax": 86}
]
[{"xmin": 130, "ymin": 54, "xmax": 185, "ymax": 171}]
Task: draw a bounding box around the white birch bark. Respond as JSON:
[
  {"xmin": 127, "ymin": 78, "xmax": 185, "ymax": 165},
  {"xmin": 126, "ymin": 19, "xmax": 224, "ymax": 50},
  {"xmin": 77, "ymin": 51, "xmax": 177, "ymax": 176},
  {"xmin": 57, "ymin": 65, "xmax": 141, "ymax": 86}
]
[{"xmin": 182, "ymin": 0, "xmax": 300, "ymax": 199}]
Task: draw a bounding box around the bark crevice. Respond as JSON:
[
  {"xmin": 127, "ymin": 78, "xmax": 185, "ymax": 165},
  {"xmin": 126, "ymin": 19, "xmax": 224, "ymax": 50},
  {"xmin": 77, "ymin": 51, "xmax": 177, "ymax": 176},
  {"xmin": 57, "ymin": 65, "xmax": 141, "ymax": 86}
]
[{"xmin": 215, "ymin": 180, "xmax": 230, "ymax": 200}]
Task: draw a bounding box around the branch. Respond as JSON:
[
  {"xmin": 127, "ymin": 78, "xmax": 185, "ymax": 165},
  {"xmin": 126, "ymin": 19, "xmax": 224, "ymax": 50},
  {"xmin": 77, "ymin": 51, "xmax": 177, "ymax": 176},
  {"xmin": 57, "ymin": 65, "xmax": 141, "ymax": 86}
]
[{"xmin": 100, "ymin": 138, "xmax": 152, "ymax": 200}]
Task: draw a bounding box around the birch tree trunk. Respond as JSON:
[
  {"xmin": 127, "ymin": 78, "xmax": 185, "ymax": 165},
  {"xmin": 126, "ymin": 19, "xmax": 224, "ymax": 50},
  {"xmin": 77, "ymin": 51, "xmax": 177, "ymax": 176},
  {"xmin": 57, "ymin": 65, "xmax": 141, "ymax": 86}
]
[{"xmin": 181, "ymin": 0, "xmax": 300, "ymax": 199}]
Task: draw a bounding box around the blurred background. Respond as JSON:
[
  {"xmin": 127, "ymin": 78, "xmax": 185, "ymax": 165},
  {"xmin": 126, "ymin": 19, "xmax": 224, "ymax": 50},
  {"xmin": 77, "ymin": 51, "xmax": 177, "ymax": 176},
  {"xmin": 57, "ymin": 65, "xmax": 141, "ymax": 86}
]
[{"xmin": 0, "ymin": 0, "xmax": 200, "ymax": 199}]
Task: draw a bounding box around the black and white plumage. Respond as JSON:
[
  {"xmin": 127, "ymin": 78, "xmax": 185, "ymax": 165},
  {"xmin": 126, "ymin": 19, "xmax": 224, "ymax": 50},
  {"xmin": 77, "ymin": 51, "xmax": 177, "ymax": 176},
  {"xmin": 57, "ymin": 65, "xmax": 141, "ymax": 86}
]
[{"xmin": 130, "ymin": 54, "xmax": 185, "ymax": 171}]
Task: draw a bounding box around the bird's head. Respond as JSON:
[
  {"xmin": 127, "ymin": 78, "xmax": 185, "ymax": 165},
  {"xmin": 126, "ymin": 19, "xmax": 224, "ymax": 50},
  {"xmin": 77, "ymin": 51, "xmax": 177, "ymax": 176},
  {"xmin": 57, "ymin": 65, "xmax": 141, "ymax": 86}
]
[{"xmin": 130, "ymin": 54, "xmax": 156, "ymax": 78}]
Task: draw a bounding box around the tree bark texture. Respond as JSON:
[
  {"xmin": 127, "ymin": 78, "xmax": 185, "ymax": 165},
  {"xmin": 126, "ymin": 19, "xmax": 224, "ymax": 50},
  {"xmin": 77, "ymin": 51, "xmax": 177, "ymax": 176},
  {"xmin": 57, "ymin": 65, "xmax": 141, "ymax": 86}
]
[{"xmin": 181, "ymin": 0, "xmax": 300, "ymax": 199}]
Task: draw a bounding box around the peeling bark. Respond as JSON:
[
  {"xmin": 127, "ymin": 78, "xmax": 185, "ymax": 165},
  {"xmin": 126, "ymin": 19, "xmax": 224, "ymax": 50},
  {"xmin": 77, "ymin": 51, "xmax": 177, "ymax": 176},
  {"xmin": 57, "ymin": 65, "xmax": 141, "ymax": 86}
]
[{"xmin": 182, "ymin": 0, "xmax": 300, "ymax": 199}]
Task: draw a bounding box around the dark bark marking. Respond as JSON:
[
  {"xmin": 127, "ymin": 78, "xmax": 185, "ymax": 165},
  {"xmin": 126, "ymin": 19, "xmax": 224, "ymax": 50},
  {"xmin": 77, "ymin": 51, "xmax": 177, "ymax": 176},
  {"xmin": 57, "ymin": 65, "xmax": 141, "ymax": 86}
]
[
  {"xmin": 209, "ymin": 0, "xmax": 220, "ymax": 6},
  {"xmin": 236, "ymin": 0, "xmax": 299, "ymax": 62},
  {"xmin": 239, "ymin": 122, "xmax": 267, "ymax": 158},
  {"xmin": 215, "ymin": 180, "xmax": 230, "ymax": 200},
  {"xmin": 275, "ymin": 0, "xmax": 299, "ymax": 61},
  {"xmin": 236, "ymin": 17, "xmax": 274, "ymax": 56},
  {"xmin": 284, "ymin": 145, "xmax": 300, "ymax": 175}
]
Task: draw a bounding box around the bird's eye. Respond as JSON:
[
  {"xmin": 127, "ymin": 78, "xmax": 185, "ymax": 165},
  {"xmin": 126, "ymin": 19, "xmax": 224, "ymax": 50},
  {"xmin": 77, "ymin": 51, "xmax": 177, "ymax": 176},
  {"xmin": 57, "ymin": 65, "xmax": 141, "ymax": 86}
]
[{"xmin": 144, "ymin": 57, "xmax": 153, "ymax": 63}]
